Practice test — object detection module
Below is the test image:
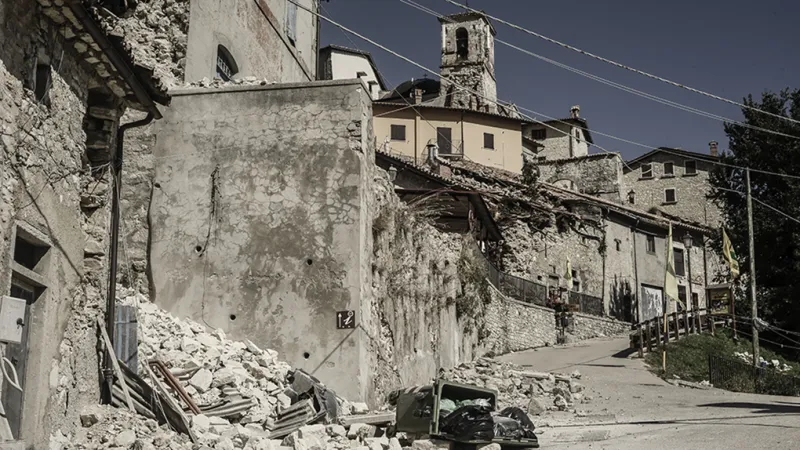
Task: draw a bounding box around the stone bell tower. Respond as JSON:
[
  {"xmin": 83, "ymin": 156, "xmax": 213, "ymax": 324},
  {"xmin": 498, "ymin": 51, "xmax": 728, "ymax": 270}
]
[{"xmin": 439, "ymin": 12, "xmax": 497, "ymax": 114}]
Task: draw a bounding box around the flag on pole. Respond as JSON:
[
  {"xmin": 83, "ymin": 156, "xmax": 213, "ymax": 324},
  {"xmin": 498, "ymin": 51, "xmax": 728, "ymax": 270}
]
[
  {"xmin": 664, "ymin": 224, "xmax": 683, "ymax": 311},
  {"xmin": 722, "ymin": 228, "xmax": 740, "ymax": 279},
  {"xmin": 564, "ymin": 257, "xmax": 573, "ymax": 290}
]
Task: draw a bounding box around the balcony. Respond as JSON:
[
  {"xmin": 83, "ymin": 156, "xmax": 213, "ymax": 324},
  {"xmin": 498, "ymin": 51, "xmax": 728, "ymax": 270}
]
[{"xmin": 437, "ymin": 139, "xmax": 464, "ymax": 158}]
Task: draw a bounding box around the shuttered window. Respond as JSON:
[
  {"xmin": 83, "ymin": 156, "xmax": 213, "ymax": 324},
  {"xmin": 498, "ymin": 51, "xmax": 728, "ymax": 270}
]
[{"xmin": 286, "ymin": 2, "xmax": 298, "ymax": 45}]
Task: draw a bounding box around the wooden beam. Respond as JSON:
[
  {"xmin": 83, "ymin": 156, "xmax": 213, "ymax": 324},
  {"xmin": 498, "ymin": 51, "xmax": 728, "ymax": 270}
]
[{"xmin": 98, "ymin": 317, "xmax": 136, "ymax": 413}]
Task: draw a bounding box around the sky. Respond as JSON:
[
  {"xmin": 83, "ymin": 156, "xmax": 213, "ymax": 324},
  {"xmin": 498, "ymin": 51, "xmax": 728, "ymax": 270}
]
[{"xmin": 320, "ymin": 0, "xmax": 799, "ymax": 160}]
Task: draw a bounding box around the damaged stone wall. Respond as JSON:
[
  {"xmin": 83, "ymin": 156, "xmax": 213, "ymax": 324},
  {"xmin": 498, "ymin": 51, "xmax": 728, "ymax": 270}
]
[
  {"xmin": 569, "ymin": 312, "xmax": 630, "ymax": 342},
  {"xmin": 533, "ymin": 154, "xmax": 625, "ymax": 201},
  {"xmin": 0, "ymin": 2, "xmax": 116, "ymax": 446},
  {"xmin": 369, "ymin": 178, "xmax": 487, "ymax": 402},
  {"xmin": 440, "ymin": 14, "xmax": 497, "ymax": 114},
  {"xmin": 147, "ymin": 80, "xmax": 375, "ymax": 403}
]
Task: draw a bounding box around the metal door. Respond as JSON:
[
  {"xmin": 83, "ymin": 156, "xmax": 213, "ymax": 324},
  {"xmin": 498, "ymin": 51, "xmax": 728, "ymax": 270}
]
[{"xmin": 2, "ymin": 279, "xmax": 35, "ymax": 439}]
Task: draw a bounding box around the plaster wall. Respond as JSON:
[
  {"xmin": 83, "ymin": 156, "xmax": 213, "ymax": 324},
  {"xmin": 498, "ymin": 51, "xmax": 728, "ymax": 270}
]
[
  {"xmin": 148, "ymin": 80, "xmax": 374, "ymax": 402},
  {"xmin": 184, "ymin": 0, "xmax": 317, "ymax": 83}
]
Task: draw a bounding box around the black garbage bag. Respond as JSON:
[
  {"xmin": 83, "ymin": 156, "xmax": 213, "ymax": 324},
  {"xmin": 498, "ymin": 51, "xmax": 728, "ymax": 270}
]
[
  {"xmin": 438, "ymin": 405, "xmax": 494, "ymax": 441},
  {"xmin": 493, "ymin": 407, "xmax": 537, "ymax": 439}
]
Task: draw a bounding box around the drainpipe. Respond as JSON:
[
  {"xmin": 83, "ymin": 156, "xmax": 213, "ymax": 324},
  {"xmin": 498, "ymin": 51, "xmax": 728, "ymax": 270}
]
[
  {"xmin": 632, "ymin": 218, "xmax": 640, "ymax": 322},
  {"xmin": 104, "ymin": 112, "xmax": 155, "ymax": 403}
]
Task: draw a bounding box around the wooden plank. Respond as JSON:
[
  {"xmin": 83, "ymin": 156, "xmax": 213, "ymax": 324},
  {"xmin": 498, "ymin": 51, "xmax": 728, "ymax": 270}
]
[
  {"xmin": 672, "ymin": 311, "xmax": 679, "ymax": 341},
  {"xmin": 340, "ymin": 412, "xmax": 395, "ymax": 426},
  {"xmin": 645, "ymin": 321, "xmax": 653, "ymax": 352},
  {"xmin": 98, "ymin": 317, "xmax": 136, "ymax": 413},
  {"xmin": 683, "ymin": 308, "xmax": 690, "ymax": 336},
  {"xmin": 638, "ymin": 325, "xmax": 644, "ymax": 358},
  {"xmin": 144, "ymin": 362, "xmax": 198, "ymax": 443}
]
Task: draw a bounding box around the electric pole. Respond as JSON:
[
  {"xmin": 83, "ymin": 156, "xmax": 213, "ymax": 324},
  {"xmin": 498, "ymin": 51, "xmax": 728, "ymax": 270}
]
[{"xmin": 746, "ymin": 168, "xmax": 760, "ymax": 366}]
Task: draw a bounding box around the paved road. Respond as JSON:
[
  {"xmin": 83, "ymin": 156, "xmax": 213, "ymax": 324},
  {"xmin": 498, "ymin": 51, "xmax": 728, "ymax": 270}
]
[{"xmin": 498, "ymin": 336, "xmax": 800, "ymax": 449}]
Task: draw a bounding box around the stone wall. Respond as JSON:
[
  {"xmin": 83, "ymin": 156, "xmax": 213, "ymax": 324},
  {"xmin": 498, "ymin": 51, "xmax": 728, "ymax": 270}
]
[
  {"xmin": 482, "ymin": 285, "xmax": 557, "ymax": 354},
  {"xmin": 569, "ymin": 312, "xmax": 631, "ymax": 342},
  {"xmin": 535, "ymin": 153, "xmax": 624, "ymax": 201},
  {"xmin": 148, "ymin": 80, "xmax": 375, "ymax": 402},
  {"xmin": 0, "ymin": 2, "xmax": 114, "ymax": 446}
]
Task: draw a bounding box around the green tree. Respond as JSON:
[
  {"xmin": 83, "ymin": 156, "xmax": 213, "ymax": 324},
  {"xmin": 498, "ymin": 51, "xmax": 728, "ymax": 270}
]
[{"xmin": 709, "ymin": 89, "xmax": 800, "ymax": 332}]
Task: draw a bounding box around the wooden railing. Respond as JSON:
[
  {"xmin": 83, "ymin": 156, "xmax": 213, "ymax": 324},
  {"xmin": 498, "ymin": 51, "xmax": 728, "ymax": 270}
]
[{"xmin": 630, "ymin": 308, "xmax": 730, "ymax": 357}]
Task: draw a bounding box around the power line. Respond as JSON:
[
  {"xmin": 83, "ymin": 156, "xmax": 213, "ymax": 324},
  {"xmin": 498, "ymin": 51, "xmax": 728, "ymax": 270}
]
[
  {"xmin": 443, "ymin": 0, "xmax": 800, "ymax": 127},
  {"xmin": 308, "ymin": 0, "xmax": 800, "ymax": 183},
  {"xmin": 715, "ymin": 186, "xmax": 800, "ymax": 226},
  {"xmin": 401, "ymin": 0, "xmax": 800, "ymax": 141}
]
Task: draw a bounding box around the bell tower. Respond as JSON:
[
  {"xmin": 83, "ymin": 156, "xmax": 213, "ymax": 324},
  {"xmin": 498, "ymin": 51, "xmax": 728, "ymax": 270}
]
[{"xmin": 439, "ymin": 12, "xmax": 497, "ymax": 113}]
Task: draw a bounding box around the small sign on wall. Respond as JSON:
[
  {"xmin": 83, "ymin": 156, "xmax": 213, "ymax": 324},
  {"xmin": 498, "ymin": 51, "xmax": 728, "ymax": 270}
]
[{"xmin": 336, "ymin": 310, "xmax": 355, "ymax": 329}]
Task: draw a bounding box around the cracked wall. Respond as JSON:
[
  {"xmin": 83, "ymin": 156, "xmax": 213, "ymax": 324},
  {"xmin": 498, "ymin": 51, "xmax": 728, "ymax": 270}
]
[
  {"xmin": 148, "ymin": 80, "xmax": 375, "ymax": 402},
  {"xmin": 533, "ymin": 154, "xmax": 625, "ymax": 201},
  {"xmin": 1, "ymin": 2, "xmax": 115, "ymax": 446}
]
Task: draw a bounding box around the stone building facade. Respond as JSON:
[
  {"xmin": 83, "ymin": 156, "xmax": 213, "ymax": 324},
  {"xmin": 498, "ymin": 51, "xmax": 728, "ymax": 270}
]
[
  {"xmin": 532, "ymin": 153, "xmax": 624, "ymax": 201},
  {"xmin": 523, "ymin": 106, "xmax": 592, "ymax": 161},
  {"xmin": 623, "ymin": 146, "xmax": 722, "ymax": 227},
  {"xmin": 0, "ymin": 0, "xmax": 167, "ymax": 446}
]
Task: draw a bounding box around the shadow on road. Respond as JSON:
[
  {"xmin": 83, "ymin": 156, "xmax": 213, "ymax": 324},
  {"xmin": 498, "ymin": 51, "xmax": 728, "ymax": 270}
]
[
  {"xmin": 698, "ymin": 402, "xmax": 800, "ymax": 415},
  {"xmin": 611, "ymin": 347, "xmax": 638, "ymax": 358},
  {"xmin": 551, "ymin": 413, "xmax": 800, "ymax": 430}
]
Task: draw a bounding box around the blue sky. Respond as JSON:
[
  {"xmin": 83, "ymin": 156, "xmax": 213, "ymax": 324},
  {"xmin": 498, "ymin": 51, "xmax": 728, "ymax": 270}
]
[{"xmin": 320, "ymin": 0, "xmax": 799, "ymax": 160}]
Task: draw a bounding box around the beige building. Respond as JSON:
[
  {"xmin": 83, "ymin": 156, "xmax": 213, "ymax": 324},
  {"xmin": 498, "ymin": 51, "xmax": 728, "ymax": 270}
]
[
  {"xmin": 318, "ymin": 45, "xmax": 387, "ymax": 100},
  {"xmin": 374, "ymin": 100, "xmax": 526, "ymax": 173}
]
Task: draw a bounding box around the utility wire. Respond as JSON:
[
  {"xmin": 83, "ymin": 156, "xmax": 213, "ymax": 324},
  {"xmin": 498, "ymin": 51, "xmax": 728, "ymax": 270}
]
[
  {"xmin": 303, "ymin": 0, "xmax": 800, "ymax": 182},
  {"xmin": 443, "ymin": 0, "xmax": 800, "ymax": 127},
  {"xmin": 401, "ymin": 0, "xmax": 800, "ymax": 141},
  {"xmin": 715, "ymin": 186, "xmax": 800, "ymax": 226}
]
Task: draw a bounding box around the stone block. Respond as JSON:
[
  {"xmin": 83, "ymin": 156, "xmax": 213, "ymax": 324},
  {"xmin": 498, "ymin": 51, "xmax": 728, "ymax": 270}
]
[
  {"xmin": 527, "ymin": 396, "xmax": 547, "ymax": 416},
  {"xmin": 189, "ymin": 368, "xmax": 213, "ymax": 393},
  {"xmin": 410, "ymin": 440, "xmax": 451, "ymax": 450},
  {"xmin": 115, "ymin": 430, "xmax": 136, "ymax": 447},
  {"xmin": 192, "ymin": 413, "xmax": 211, "ymax": 432},
  {"xmin": 346, "ymin": 423, "xmax": 376, "ymax": 440}
]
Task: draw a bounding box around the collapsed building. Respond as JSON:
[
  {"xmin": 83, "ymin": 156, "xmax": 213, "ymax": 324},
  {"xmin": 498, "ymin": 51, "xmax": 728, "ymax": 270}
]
[{"xmin": 0, "ymin": 2, "xmax": 726, "ymax": 448}]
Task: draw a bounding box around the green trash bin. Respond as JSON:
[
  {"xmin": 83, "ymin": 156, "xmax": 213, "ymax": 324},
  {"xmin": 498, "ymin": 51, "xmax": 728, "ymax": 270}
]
[{"xmin": 391, "ymin": 379, "xmax": 539, "ymax": 448}]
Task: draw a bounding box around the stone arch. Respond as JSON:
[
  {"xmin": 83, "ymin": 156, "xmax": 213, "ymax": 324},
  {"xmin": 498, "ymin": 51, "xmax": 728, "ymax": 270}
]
[{"xmin": 547, "ymin": 174, "xmax": 582, "ymax": 192}]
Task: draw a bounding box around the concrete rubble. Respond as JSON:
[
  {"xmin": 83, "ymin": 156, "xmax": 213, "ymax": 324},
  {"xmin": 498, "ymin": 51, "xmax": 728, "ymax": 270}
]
[
  {"xmin": 734, "ymin": 351, "xmax": 793, "ymax": 372},
  {"xmin": 438, "ymin": 357, "xmax": 586, "ymax": 414}
]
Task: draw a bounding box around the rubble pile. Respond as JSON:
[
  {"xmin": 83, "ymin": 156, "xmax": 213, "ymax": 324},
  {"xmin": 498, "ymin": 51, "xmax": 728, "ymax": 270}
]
[
  {"xmin": 181, "ymin": 77, "xmax": 278, "ymax": 89},
  {"xmin": 94, "ymin": 0, "xmax": 191, "ymax": 89},
  {"xmin": 734, "ymin": 351, "xmax": 793, "ymax": 372},
  {"xmin": 118, "ymin": 287, "xmax": 296, "ymax": 426},
  {"xmin": 439, "ymin": 357, "xmax": 587, "ymax": 414}
]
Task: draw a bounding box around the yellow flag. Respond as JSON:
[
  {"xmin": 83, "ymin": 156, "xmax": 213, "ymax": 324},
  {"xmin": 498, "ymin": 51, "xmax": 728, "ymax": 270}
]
[
  {"xmin": 722, "ymin": 228, "xmax": 740, "ymax": 279},
  {"xmin": 664, "ymin": 224, "xmax": 683, "ymax": 311}
]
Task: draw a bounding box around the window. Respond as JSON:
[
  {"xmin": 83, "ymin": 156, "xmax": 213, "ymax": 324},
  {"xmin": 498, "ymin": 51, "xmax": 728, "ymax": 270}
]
[
  {"xmin": 456, "ymin": 27, "xmax": 469, "ymax": 59},
  {"xmin": 641, "ymin": 163, "xmax": 653, "ymax": 179},
  {"xmin": 677, "ymin": 285, "xmax": 687, "ymax": 311},
  {"xmin": 665, "ymin": 188, "xmax": 676, "ymax": 204},
  {"xmin": 390, "ymin": 124, "xmax": 406, "ymax": 141},
  {"xmin": 573, "ymin": 280, "xmax": 580, "ymax": 292},
  {"xmin": 531, "ymin": 129, "xmax": 546, "ymax": 140},
  {"xmin": 437, "ymin": 127, "xmax": 452, "ymax": 154},
  {"xmin": 628, "ymin": 190, "xmax": 635, "ymax": 205},
  {"xmin": 615, "ymin": 239, "xmax": 622, "ymax": 251},
  {"xmin": 646, "ymin": 235, "xmax": 656, "ymax": 253},
  {"xmin": 215, "ymin": 45, "xmax": 238, "ymax": 81},
  {"xmin": 674, "ymin": 248, "xmax": 685, "ymax": 276},
  {"xmin": 692, "ymin": 292, "xmax": 699, "ymax": 309},
  {"xmin": 685, "ymin": 160, "xmax": 697, "ymax": 175},
  {"xmin": 664, "ymin": 162, "xmax": 674, "ymax": 176},
  {"xmin": 575, "ymin": 129, "xmax": 581, "ymax": 142},
  {"xmin": 286, "ymin": 1, "xmax": 298, "ymax": 45},
  {"xmin": 483, "ymin": 133, "xmax": 495, "ymax": 149},
  {"xmin": 14, "ymin": 235, "xmax": 48, "ymax": 271},
  {"xmin": 537, "ymin": 156, "xmax": 547, "ymax": 163}
]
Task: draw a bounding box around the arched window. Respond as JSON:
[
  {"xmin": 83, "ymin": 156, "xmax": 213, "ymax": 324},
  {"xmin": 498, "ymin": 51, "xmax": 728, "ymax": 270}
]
[
  {"xmin": 215, "ymin": 45, "xmax": 238, "ymax": 81},
  {"xmin": 456, "ymin": 27, "xmax": 469, "ymax": 59}
]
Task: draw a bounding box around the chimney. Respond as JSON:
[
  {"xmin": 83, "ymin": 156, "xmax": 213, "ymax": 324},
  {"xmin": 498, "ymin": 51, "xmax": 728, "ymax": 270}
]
[
  {"xmin": 414, "ymin": 88, "xmax": 423, "ymax": 104},
  {"xmin": 570, "ymin": 105, "xmax": 580, "ymax": 119},
  {"xmin": 709, "ymin": 141, "xmax": 719, "ymax": 157}
]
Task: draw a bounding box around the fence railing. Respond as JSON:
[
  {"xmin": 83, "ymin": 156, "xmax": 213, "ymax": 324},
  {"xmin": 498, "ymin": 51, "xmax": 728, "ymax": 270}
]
[
  {"xmin": 630, "ymin": 308, "xmax": 735, "ymax": 356},
  {"xmin": 478, "ymin": 246, "xmax": 604, "ymax": 315},
  {"xmin": 708, "ymin": 354, "xmax": 800, "ymax": 396}
]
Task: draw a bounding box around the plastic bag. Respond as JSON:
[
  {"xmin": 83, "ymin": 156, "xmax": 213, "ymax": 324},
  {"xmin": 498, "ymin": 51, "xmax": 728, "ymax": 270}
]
[
  {"xmin": 457, "ymin": 398, "xmax": 492, "ymax": 408},
  {"xmin": 493, "ymin": 407, "xmax": 537, "ymax": 439},
  {"xmin": 439, "ymin": 398, "xmax": 457, "ymax": 416},
  {"xmin": 438, "ymin": 405, "xmax": 494, "ymax": 441}
]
